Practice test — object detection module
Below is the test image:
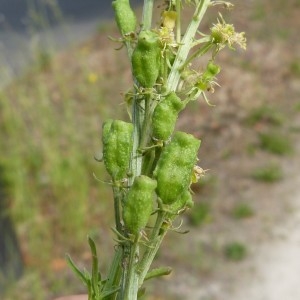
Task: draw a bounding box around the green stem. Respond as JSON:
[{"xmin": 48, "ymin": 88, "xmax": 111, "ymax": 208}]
[
  {"xmin": 166, "ymin": 0, "xmax": 212, "ymax": 92},
  {"xmin": 124, "ymin": 235, "xmax": 140, "ymax": 300},
  {"xmin": 176, "ymin": 0, "xmax": 181, "ymax": 43},
  {"xmin": 142, "ymin": 0, "xmax": 154, "ymax": 30},
  {"xmin": 137, "ymin": 210, "xmax": 168, "ymax": 286},
  {"xmin": 119, "ymin": 1, "xmax": 156, "ymax": 298},
  {"xmin": 129, "ymin": 94, "xmax": 143, "ymax": 185},
  {"xmin": 139, "ymin": 94, "xmax": 152, "ymax": 149},
  {"xmin": 103, "ymin": 247, "xmax": 122, "ymax": 300},
  {"xmin": 112, "ymin": 187, "xmax": 123, "ymax": 233},
  {"xmin": 180, "ymin": 42, "xmax": 213, "ymax": 70}
]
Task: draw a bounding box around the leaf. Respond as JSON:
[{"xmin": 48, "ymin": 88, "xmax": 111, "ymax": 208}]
[
  {"xmin": 137, "ymin": 287, "xmax": 146, "ymax": 298},
  {"xmin": 101, "ymin": 286, "xmax": 120, "ymax": 298},
  {"xmin": 144, "ymin": 266, "xmax": 172, "ymax": 281},
  {"xmin": 88, "ymin": 236, "xmax": 101, "ymax": 298},
  {"xmin": 66, "ymin": 253, "xmax": 89, "ymax": 285}
]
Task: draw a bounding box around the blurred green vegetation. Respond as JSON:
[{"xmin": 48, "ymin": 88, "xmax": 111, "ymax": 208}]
[
  {"xmin": 246, "ymin": 105, "xmax": 285, "ymax": 127},
  {"xmin": 188, "ymin": 202, "xmax": 212, "ymax": 226},
  {"xmin": 251, "ymin": 163, "xmax": 283, "ymax": 183},
  {"xmin": 232, "ymin": 203, "xmax": 254, "ymax": 219},
  {"xmin": 1, "ymin": 0, "xmax": 300, "ymax": 298},
  {"xmin": 224, "ymin": 242, "xmax": 247, "ymax": 261},
  {"xmin": 258, "ymin": 132, "xmax": 293, "ymax": 155},
  {"xmin": 0, "ymin": 25, "xmax": 131, "ymax": 297}
]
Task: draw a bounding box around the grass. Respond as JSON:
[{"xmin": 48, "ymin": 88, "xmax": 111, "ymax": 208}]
[
  {"xmin": 224, "ymin": 242, "xmax": 247, "ymax": 261},
  {"xmin": 0, "ymin": 25, "xmax": 130, "ymax": 297},
  {"xmin": 289, "ymin": 60, "xmax": 300, "ymax": 77},
  {"xmin": 251, "ymin": 163, "xmax": 283, "ymax": 182},
  {"xmin": 232, "ymin": 203, "xmax": 254, "ymax": 219},
  {"xmin": 188, "ymin": 202, "xmax": 212, "ymax": 226},
  {"xmin": 258, "ymin": 131, "xmax": 293, "ymax": 155},
  {"xmin": 246, "ymin": 105, "xmax": 285, "ymax": 126}
]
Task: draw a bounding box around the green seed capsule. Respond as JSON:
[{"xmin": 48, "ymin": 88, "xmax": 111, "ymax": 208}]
[
  {"xmin": 202, "ymin": 61, "xmax": 221, "ymax": 81},
  {"xmin": 196, "ymin": 61, "xmax": 221, "ymax": 91},
  {"xmin": 123, "ymin": 175, "xmax": 157, "ymax": 234},
  {"xmin": 154, "ymin": 131, "xmax": 201, "ymax": 205},
  {"xmin": 102, "ymin": 119, "xmax": 113, "ymax": 144},
  {"xmin": 112, "ymin": 0, "xmax": 137, "ymax": 35},
  {"xmin": 152, "ymin": 92, "xmax": 185, "ymax": 140},
  {"xmin": 102, "ymin": 120, "xmax": 133, "ymax": 181},
  {"xmin": 167, "ymin": 190, "xmax": 193, "ymax": 214},
  {"xmin": 132, "ymin": 30, "xmax": 162, "ymax": 88}
]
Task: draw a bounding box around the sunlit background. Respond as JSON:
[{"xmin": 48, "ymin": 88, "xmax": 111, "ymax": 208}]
[{"xmin": 0, "ymin": 0, "xmax": 300, "ymax": 299}]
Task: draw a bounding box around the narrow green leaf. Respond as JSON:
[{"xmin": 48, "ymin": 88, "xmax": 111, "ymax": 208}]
[
  {"xmin": 137, "ymin": 287, "xmax": 146, "ymax": 298},
  {"xmin": 101, "ymin": 286, "xmax": 120, "ymax": 298},
  {"xmin": 88, "ymin": 236, "xmax": 101, "ymax": 298},
  {"xmin": 66, "ymin": 254, "xmax": 88, "ymax": 285},
  {"xmin": 144, "ymin": 266, "xmax": 172, "ymax": 281}
]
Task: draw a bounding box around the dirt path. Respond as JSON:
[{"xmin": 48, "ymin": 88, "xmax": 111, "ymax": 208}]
[{"xmin": 229, "ymin": 137, "xmax": 300, "ymax": 300}]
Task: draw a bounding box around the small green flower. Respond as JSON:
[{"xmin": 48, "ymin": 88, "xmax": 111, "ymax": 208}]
[{"xmin": 210, "ymin": 14, "xmax": 246, "ymax": 50}]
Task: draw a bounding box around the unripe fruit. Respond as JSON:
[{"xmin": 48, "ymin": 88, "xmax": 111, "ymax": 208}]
[
  {"xmin": 197, "ymin": 61, "xmax": 221, "ymax": 91},
  {"xmin": 154, "ymin": 131, "xmax": 201, "ymax": 204},
  {"xmin": 203, "ymin": 61, "xmax": 221, "ymax": 81},
  {"xmin": 132, "ymin": 30, "xmax": 162, "ymax": 88},
  {"xmin": 112, "ymin": 0, "xmax": 137, "ymax": 35},
  {"xmin": 211, "ymin": 27, "xmax": 224, "ymax": 44},
  {"xmin": 123, "ymin": 175, "xmax": 157, "ymax": 234},
  {"xmin": 167, "ymin": 190, "xmax": 193, "ymax": 215},
  {"xmin": 102, "ymin": 120, "xmax": 133, "ymax": 181},
  {"xmin": 102, "ymin": 119, "xmax": 113, "ymax": 144},
  {"xmin": 152, "ymin": 92, "xmax": 185, "ymax": 140}
]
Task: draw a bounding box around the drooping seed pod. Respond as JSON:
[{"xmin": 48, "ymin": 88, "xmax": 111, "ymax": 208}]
[
  {"xmin": 112, "ymin": 0, "xmax": 137, "ymax": 35},
  {"xmin": 123, "ymin": 175, "xmax": 157, "ymax": 234},
  {"xmin": 132, "ymin": 30, "xmax": 162, "ymax": 88},
  {"xmin": 152, "ymin": 92, "xmax": 185, "ymax": 141},
  {"xmin": 154, "ymin": 131, "xmax": 201, "ymax": 205},
  {"xmin": 102, "ymin": 120, "xmax": 133, "ymax": 181}
]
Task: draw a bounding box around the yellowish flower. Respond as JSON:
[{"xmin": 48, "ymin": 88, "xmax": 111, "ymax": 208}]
[
  {"xmin": 87, "ymin": 72, "xmax": 98, "ymax": 84},
  {"xmin": 210, "ymin": 14, "xmax": 246, "ymax": 50}
]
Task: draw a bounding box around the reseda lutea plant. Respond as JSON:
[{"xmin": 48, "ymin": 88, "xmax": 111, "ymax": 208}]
[{"xmin": 67, "ymin": 0, "xmax": 246, "ymax": 299}]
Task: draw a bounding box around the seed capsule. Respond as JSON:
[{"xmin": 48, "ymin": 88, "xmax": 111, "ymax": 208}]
[
  {"xmin": 102, "ymin": 120, "xmax": 133, "ymax": 181},
  {"xmin": 202, "ymin": 61, "xmax": 221, "ymax": 82},
  {"xmin": 102, "ymin": 119, "xmax": 113, "ymax": 144},
  {"xmin": 154, "ymin": 131, "xmax": 201, "ymax": 205},
  {"xmin": 123, "ymin": 175, "xmax": 157, "ymax": 234},
  {"xmin": 132, "ymin": 30, "xmax": 162, "ymax": 88},
  {"xmin": 152, "ymin": 92, "xmax": 185, "ymax": 141},
  {"xmin": 112, "ymin": 0, "xmax": 137, "ymax": 35},
  {"xmin": 167, "ymin": 190, "xmax": 194, "ymax": 215}
]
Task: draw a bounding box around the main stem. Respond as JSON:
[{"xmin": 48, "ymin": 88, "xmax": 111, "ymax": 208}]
[
  {"xmin": 120, "ymin": 1, "xmax": 155, "ymax": 299},
  {"xmin": 166, "ymin": 0, "xmax": 211, "ymax": 92},
  {"xmin": 110, "ymin": 1, "xmax": 212, "ymax": 299}
]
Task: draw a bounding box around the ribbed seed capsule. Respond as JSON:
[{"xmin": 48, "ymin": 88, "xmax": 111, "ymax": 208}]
[
  {"xmin": 102, "ymin": 120, "xmax": 133, "ymax": 181},
  {"xmin": 132, "ymin": 30, "xmax": 161, "ymax": 88},
  {"xmin": 152, "ymin": 92, "xmax": 185, "ymax": 140},
  {"xmin": 112, "ymin": 0, "xmax": 137, "ymax": 35},
  {"xmin": 167, "ymin": 190, "xmax": 194, "ymax": 215},
  {"xmin": 102, "ymin": 119, "xmax": 113, "ymax": 144},
  {"xmin": 123, "ymin": 175, "xmax": 157, "ymax": 234},
  {"xmin": 154, "ymin": 131, "xmax": 201, "ymax": 205}
]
